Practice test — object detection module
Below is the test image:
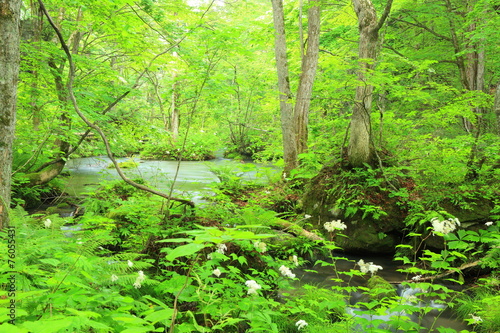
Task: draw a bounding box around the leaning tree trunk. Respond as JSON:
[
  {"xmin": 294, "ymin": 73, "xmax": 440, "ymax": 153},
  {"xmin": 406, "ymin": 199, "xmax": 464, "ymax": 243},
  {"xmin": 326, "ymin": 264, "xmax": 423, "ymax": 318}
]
[
  {"xmin": 271, "ymin": 0, "xmax": 298, "ymax": 174},
  {"xmin": 348, "ymin": 0, "xmax": 393, "ymax": 168},
  {"xmin": 0, "ymin": 0, "xmax": 21, "ymax": 228},
  {"xmin": 294, "ymin": 0, "xmax": 320, "ymax": 155}
]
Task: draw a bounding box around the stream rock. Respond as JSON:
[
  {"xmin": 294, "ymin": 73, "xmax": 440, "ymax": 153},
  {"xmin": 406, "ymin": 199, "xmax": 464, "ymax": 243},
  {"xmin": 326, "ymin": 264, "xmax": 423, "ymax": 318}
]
[
  {"xmin": 302, "ymin": 164, "xmax": 409, "ymax": 254},
  {"xmin": 302, "ymin": 163, "xmax": 497, "ymax": 254}
]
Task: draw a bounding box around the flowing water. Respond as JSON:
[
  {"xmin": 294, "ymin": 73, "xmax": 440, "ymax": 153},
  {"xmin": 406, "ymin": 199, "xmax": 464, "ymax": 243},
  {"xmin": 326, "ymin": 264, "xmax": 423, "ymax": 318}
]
[
  {"xmin": 294, "ymin": 254, "xmax": 472, "ymax": 332},
  {"xmin": 62, "ymin": 155, "xmax": 275, "ymax": 203}
]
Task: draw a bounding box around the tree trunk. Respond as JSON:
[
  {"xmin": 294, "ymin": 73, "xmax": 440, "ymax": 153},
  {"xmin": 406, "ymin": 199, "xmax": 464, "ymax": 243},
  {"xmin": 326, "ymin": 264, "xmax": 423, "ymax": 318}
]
[
  {"xmin": 494, "ymin": 83, "xmax": 500, "ymax": 135},
  {"xmin": 271, "ymin": 0, "xmax": 298, "ymax": 174},
  {"xmin": 294, "ymin": 0, "xmax": 320, "ymax": 155},
  {"xmin": 171, "ymin": 72, "xmax": 180, "ymax": 142},
  {"xmin": 348, "ymin": 0, "xmax": 393, "ymax": 168},
  {"xmin": 0, "ymin": 0, "xmax": 21, "ymax": 228}
]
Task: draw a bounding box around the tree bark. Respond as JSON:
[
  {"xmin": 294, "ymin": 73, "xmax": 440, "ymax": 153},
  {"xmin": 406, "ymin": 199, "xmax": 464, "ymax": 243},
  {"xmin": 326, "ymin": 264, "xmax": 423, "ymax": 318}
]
[
  {"xmin": 294, "ymin": 0, "xmax": 320, "ymax": 155},
  {"xmin": 0, "ymin": 0, "xmax": 21, "ymax": 228},
  {"xmin": 171, "ymin": 72, "xmax": 180, "ymax": 142},
  {"xmin": 348, "ymin": 0, "xmax": 393, "ymax": 167},
  {"xmin": 271, "ymin": 0, "xmax": 298, "ymax": 174}
]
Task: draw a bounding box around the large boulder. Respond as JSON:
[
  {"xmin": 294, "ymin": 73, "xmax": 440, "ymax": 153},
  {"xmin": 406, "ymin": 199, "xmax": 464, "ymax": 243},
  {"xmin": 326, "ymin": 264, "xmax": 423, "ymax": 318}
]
[{"xmin": 301, "ymin": 163, "xmax": 412, "ymax": 254}]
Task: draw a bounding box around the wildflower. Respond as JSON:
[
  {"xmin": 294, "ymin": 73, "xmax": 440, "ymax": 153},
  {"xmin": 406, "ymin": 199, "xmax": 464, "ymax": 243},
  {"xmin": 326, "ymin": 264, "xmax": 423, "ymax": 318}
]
[
  {"xmin": 133, "ymin": 271, "xmax": 146, "ymax": 289},
  {"xmin": 485, "ymin": 221, "xmax": 494, "ymax": 227},
  {"xmin": 324, "ymin": 220, "xmax": 347, "ymax": 232},
  {"xmin": 254, "ymin": 241, "xmax": 267, "ymax": 253},
  {"xmin": 304, "ymin": 214, "xmax": 311, "ymax": 219},
  {"xmin": 431, "ymin": 217, "xmax": 460, "ymax": 235},
  {"xmin": 213, "ymin": 268, "xmax": 222, "ymax": 277},
  {"xmin": 470, "ymin": 314, "xmax": 483, "ymax": 324},
  {"xmin": 292, "ymin": 255, "xmax": 299, "ymax": 267},
  {"xmin": 245, "ymin": 280, "xmax": 262, "ymax": 295},
  {"xmin": 127, "ymin": 260, "xmax": 134, "ymax": 267},
  {"xmin": 412, "ymin": 275, "xmax": 422, "ymax": 281},
  {"xmin": 279, "ymin": 265, "xmax": 296, "ymax": 279},
  {"xmin": 216, "ymin": 243, "xmax": 227, "ymax": 255},
  {"xmin": 207, "ymin": 253, "xmax": 212, "ymax": 260},
  {"xmin": 111, "ymin": 274, "xmax": 119, "ymax": 282},
  {"xmin": 44, "ymin": 219, "xmax": 52, "ymax": 228},
  {"xmin": 295, "ymin": 319, "xmax": 308, "ymax": 330},
  {"xmin": 357, "ymin": 259, "xmax": 383, "ymax": 275}
]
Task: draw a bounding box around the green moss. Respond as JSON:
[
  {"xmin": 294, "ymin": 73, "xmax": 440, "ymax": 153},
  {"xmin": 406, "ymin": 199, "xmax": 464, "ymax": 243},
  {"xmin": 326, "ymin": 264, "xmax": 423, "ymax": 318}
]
[
  {"xmin": 108, "ymin": 160, "xmax": 139, "ymax": 169},
  {"xmin": 367, "ymin": 275, "xmax": 397, "ymax": 300}
]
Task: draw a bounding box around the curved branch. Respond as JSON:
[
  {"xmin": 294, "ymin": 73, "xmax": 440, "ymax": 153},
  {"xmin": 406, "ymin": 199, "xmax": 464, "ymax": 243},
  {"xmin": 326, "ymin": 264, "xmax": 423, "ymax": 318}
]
[{"xmin": 38, "ymin": 0, "xmax": 195, "ymax": 208}]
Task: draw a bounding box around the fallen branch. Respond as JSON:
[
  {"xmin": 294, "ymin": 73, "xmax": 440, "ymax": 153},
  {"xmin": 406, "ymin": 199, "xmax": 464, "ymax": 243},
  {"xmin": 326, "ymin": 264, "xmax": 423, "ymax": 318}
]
[
  {"xmin": 392, "ymin": 260, "xmax": 481, "ymax": 284},
  {"xmin": 271, "ymin": 220, "xmax": 324, "ymax": 242}
]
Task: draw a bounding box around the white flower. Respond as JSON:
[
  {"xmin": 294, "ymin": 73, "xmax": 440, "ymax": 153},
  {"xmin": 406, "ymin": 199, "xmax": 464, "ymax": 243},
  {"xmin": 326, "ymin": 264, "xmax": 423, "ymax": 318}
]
[
  {"xmin": 279, "ymin": 265, "xmax": 296, "ymax": 279},
  {"xmin": 212, "ymin": 268, "xmax": 222, "ymax": 277},
  {"xmin": 485, "ymin": 221, "xmax": 494, "ymax": 227},
  {"xmin": 127, "ymin": 260, "xmax": 134, "ymax": 267},
  {"xmin": 431, "ymin": 217, "xmax": 460, "ymax": 235},
  {"xmin": 133, "ymin": 270, "xmax": 146, "ymax": 289},
  {"xmin": 111, "ymin": 274, "xmax": 119, "ymax": 282},
  {"xmin": 254, "ymin": 241, "xmax": 267, "ymax": 253},
  {"xmin": 292, "ymin": 255, "xmax": 299, "ymax": 267},
  {"xmin": 207, "ymin": 253, "xmax": 212, "ymax": 260},
  {"xmin": 295, "ymin": 319, "xmax": 308, "ymax": 330},
  {"xmin": 245, "ymin": 280, "xmax": 262, "ymax": 295},
  {"xmin": 412, "ymin": 275, "xmax": 422, "ymax": 281},
  {"xmin": 324, "ymin": 220, "xmax": 347, "ymax": 232},
  {"xmin": 304, "ymin": 214, "xmax": 311, "ymax": 219},
  {"xmin": 216, "ymin": 243, "xmax": 227, "ymax": 255},
  {"xmin": 44, "ymin": 219, "xmax": 52, "ymax": 228},
  {"xmin": 470, "ymin": 314, "xmax": 483, "ymax": 324},
  {"xmin": 358, "ymin": 259, "xmax": 383, "ymax": 275}
]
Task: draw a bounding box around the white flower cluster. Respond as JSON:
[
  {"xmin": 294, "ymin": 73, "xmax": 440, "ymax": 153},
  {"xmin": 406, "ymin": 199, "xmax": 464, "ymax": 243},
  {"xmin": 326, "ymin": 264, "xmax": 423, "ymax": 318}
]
[
  {"xmin": 357, "ymin": 259, "xmax": 383, "ymax": 275},
  {"xmin": 44, "ymin": 219, "xmax": 52, "ymax": 228},
  {"xmin": 254, "ymin": 241, "xmax": 267, "ymax": 253},
  {"xmin": 111, "ymin": 274, "xmax": 119, "ymax": 282},
  {"xmin": 485, "ymin": 221, "xmax": 494, "ymax": 227},
  {"xmin": 291, "ymin": 255, "xmax": 299, "ymax": 267},
  {"xmin": 431, "ymin": 217, "xmax": 460, "ymax": 235},
  {"xmin": 295, "ymin": 319, "xmax": 308, "ymax": 330},
  {"xmin": 470, "ymin": 314, "xmax": 483, "ymax": 324},
  {"xmin": 133, "ymin": 271, "xmax": 146, "ymax": 289},
  {"xmin": 212, "ymin": 268, "xmax": 222, "ymax": 277},
  {"xmin": 127, "ymin": 260, "xmax": 134, "ymax": 267},
  {"xmin": 279, "ymin": 265, "xmax": 296, "ymax": 279},
  {"xmin": 216, "ymin": 243, "xmax": 227, "ymax": 255},
  {"xmin": 324, "ymin": 220, "xmax": 347, "ymax": 232},
  {"xmin": 245, "ymin": 280, "xmax": 262, "ymax": 295}
]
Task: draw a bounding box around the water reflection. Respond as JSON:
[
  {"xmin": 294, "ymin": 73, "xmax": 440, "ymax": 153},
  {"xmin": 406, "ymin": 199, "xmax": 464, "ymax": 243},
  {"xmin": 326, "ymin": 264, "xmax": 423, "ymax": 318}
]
[{"xmin": 63, "ymin": 156, "xmax": 275, "ymax": 203}]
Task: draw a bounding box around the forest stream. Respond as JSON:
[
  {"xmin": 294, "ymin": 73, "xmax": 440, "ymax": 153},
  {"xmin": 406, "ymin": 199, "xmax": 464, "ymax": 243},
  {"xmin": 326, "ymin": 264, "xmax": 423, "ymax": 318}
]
[
  {"xmin": 60, "ymin": 156, "xmax": 471, "ymax": 332},
  {"xmin": 62, "ymin": 154, "xmax": 275, "ymax": 204}
]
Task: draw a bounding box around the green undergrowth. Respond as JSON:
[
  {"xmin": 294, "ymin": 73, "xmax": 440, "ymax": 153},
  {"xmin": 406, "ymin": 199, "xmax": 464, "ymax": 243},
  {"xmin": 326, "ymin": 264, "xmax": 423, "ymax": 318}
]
[{"xmin": 2, "ymin": 175, "xmax": 500, "ymax": 333}]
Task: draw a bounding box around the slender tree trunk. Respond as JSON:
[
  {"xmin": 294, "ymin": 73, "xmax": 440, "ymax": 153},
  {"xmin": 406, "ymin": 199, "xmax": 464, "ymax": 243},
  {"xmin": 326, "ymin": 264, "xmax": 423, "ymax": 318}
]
[
  {"xmin": 271, "ymin": 0, "xmax": 297, "ymax": 174},
  {"xmin": 348, "ymin": 0, "xmax": 393, "ymax": 168},
  {"xmin": 294, "ymin": 0, "xmax": 320, "ymax": 155},
  {"xmin": 494, "ymin": 83, "xmax": 500, "ymax": 135},
  {"xmin": 0, "ymin": 0, "xmax": 21, "ymax": 228},
  {"xmin": 171, "ymin": 72, "xmax": 180, "ymax": 142}
]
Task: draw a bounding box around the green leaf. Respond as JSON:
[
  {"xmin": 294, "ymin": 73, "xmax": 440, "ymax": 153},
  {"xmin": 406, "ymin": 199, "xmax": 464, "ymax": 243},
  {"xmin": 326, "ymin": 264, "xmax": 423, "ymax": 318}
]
[
  {"xmin": 144, "ymin": 309, "xmax": 174, "ymax": 325},
  {"xmin": 165, "ymin": 243, "xmax": 208, "ymax": 261}
]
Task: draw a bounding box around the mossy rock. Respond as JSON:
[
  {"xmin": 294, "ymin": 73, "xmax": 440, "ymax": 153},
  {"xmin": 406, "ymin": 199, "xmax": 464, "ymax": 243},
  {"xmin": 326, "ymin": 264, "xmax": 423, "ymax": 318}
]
[
  {"xmin": 301, "ymin": 163, "xmax": 411, "ymax": 254},
  {"xmin": 107, "ymin": 160, "xmax": 139, "ymax": 169},
  {"xmin": 367, "ymin": 275, "xmax": 397, "ymax": 300}
]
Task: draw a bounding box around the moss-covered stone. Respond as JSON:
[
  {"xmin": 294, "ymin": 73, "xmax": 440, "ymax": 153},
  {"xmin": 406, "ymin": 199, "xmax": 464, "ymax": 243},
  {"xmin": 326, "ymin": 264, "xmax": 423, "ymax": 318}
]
[{"xmin": 302, "ymin": 163, "xmax": 410, "ymax": 254}]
